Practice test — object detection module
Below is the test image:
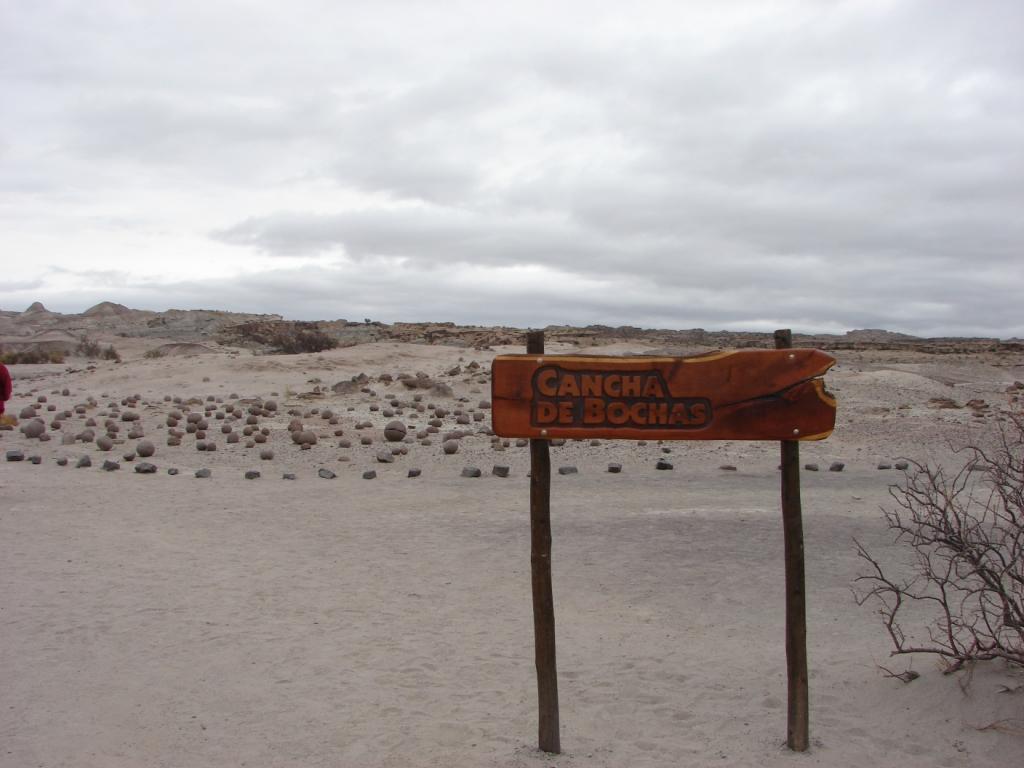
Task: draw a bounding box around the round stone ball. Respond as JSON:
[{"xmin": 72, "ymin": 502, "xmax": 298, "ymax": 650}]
[
  {"xmin": 21, "ymin": 420, "xmax": 46, "ymax": 439},
  {"xmin": 384, "ymin": 421, "xmax": 407, "ymax": 442},
  {"xmin": 136, "ymin": 440, "xmax": 156, "ymax": 458}
]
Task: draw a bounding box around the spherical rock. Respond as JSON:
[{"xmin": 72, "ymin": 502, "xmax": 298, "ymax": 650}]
[
  {"xmin": 76, "ymin": 455, "xmax": 92, "ymax": 468},
  {"xmin": 260, "ymin": 449, "xmax": 274, "ymax": 460},
  {"xmin": 195, "ymin": 468, "xmax": 212, "ymax": 478},
  {"xmin": 96, "ymin": 435, "xmax": 113, "ymax": 451},
  {"xmin": 384, "ymin": 420, "xmax": 407, "ymax": 442},
  {"xmin": 376, "ymin": 449, "xmax": 395, "ymax": 464},
  {"xmin": 442, "ymin": 440, "xmax": 459, "ymax": 455},
  {"xmin": 21, "ymin": 420, "xmax": 46, "ymax": 439},
  {"xmin": 136, "ymin": 440, "xmax": 156, "ymax": 458},
  {"xmin": 293, "ymin": 430, "xmax": 317, "ymax": 446}
]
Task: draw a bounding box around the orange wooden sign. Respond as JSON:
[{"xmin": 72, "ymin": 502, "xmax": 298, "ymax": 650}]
[{"xmin": 491, "ymin": 349, "xmax": 836, "ymax": 441}]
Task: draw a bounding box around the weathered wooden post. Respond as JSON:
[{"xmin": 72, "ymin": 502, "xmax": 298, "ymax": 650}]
[
  {"xmin": 774, "ymin": 328, "xmax": 810, "ymax": 752},
  {"xmin": 526, "ymin": 329, "xmax": 560, "ymax": 754}
]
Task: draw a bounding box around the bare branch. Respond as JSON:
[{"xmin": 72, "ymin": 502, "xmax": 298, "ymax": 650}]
[{"xmin": 853, "ymin": 416, "xmax": 1024, "ymax": 672}]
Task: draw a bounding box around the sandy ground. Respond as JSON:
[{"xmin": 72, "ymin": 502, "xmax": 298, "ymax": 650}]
[{"xmin": 2, "ymin": 340, "xmax": 1023, "ymax": 767}]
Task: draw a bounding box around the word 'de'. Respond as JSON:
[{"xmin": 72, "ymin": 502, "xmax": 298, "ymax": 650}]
[{"xmin": 532, "ymin": 366, "xmax": 710, "ymax": 429}]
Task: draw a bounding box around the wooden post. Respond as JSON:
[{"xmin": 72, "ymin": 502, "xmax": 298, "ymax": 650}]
[
  {"xmin": 774, "ymin": 328, "xmax": 809, "ymax": 752},
  {"xmin": 527, "ymin": 329, "xmax": 560, "ymax": 754}
]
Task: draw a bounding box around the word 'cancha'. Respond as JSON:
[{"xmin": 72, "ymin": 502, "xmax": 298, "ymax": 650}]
[{"xmin": 531, "ymin": 366, "xmax": 711, "ymax": 429}]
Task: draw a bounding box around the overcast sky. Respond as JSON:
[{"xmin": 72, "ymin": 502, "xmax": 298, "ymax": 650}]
[{"xmin": 2, "ymin": 1, "xmax": 1022, "ymax": 337}]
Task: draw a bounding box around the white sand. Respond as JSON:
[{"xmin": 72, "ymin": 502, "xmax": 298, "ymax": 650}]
[{"xmin": 2, "ymin": 341, "xmax": 1022, "ymax": 766}]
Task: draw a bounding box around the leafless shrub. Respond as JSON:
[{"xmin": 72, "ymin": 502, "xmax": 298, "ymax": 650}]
[
  {"xmin": 220, "ymin": 320, "xmax": 338, "ymax": 354},
  {"xmin": 853, "ymin": 416, "xmax": 1024, "ymax": 672},
  {"xmin": 0, "ymin": 348, "xmax": 66, "ymax": 364},
  {"xmin": 76, "ymin": 337, "xmax": 102, "ymax": 357}
]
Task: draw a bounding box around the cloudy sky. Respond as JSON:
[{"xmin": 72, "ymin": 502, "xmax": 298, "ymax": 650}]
[{"xmin": 2, "ymin": 1, "xmax": 1022, "ymax": 336}]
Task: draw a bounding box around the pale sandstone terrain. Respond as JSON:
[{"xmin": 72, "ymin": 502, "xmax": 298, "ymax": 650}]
[{"xmin": 1, "ymin": 304, "xmax": 1023, "ymax": 767}]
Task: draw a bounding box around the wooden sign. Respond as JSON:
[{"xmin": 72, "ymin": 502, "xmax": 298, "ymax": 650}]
[{"xmin": 491, "ymin": 348, "xmax": 836, "ymax": 442}]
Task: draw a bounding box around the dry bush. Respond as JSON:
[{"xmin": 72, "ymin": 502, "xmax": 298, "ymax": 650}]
[
  {"xmin": 76, "ymin": 337, "xmax": 102, "ymax": 357},
  {"xmin": 0, "ymin": 348, "xmax": 66, "ymax": 364},
  {"xmin": 854, "ymin": 416, "xmax": 1024, "ymax": 672},
  {"xmin": 220, "ymin": 321, "xmax": 338, "ymax": 354}
]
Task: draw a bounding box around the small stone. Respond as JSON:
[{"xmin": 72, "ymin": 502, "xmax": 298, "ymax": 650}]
[
  {"xmin": 136, "ymin": 440, "xmax": 155, "ymax": 458},
  {"xmin": 515, "ymin": 439, "xmax": 528, "ymax": 448},
  {"xmin": 195, "ymin": 468, "xmax": 212, "ymax": 478},
  {"xmin": 828, "ymin": 462, "xmax": 845, "ymax": 472},
  {"xmin": 56, "ymin": 457, "xmax": 68, "ymax": 466},
  {"xmin": 804, "ymin": 463, "xmax": 819, "ymax": 471},
  {"xmin": 607, "ymin": 463, "xmax": 622, "ymax": 473},
  {"xmin": 318, "ymin": 468, "xmax": 336, "ymax": 479},
  {"xmin": 76, "ymin": 455, "xmax": 92, "ymax": 468},
  {"xmin": 135, "ymin": 462, "xmax": 157, "ymax": 474},
  {"xmin": 655, "ymin": 459, "xmax": 673, "ymax": 470},
  {"xmin": 558, "ymin": 465, "xmax": 578, "ymax": 475},
  {"xmin": 167, "ymin": 468, "xmax": 179, "ymax": 475},
  {"xmin": 260, "ymin": 449, "xmax": 274, "ymax": 460},
  {"xmin": 442, "ymin": 440, "xmax": 459, "ymax": 455},
  {"xmin": 877, "ymin": 462, "xmax": 892, "ymax": 470},
  {"xmin": 376, "ymin": 449, "xmax": 395, "ymax": 464},
  {"xmin": 6, "ymin": 450, "xmax": 25, "ymax": 462},
  {"xmin": 894, "ymin": 461, "xmax": 910, "ymax": 470},
  {"xmin": 29, "ymin": 455, "xmax": 42, "ymax": 465},
  {"xmin": 719, "ymin": 465, "xmax": 738, "ymax": 471},
  {"xmin": 362, "ymin": 470, "xmax": 377, "ymax": 479},
  {"xmin": 407, "ymin": 468, "xmax": 421, "ymax": 478},
  {"xmin": 491, "ymin": 465, "xmax": 510, "ymax": 478},
  {"xmin": 122, "ymin": 452, "xmax": 135, "ymax": 462},
  {"xmin": 282, "ymin": 473, "xmax": 297, "ymax": 480},
  {"xmin": 551, "ymin": 438, "xmax": 566, "ymax": 447},
  {"xmin": 461, "ymin": 466, "xmax": 482, "ymax": 478},
  {"xmin": 244, "ymin": 470, "xmax": 261, "ymax": 480},
  {"xmin": 101, "ymin": 459, "xmax": 119, "ymax": 471}
]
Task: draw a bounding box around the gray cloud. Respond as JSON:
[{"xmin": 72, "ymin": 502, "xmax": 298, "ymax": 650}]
[{"xmin": 1, "ymin": 1, "xmax": 1022, "ymax": 337}]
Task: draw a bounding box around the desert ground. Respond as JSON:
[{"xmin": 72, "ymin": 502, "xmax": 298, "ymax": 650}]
[{"xmin": 2, "ymin": 312, "xmax": 1023, "ymax": 767}]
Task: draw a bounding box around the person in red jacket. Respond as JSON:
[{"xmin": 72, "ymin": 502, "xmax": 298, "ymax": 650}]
[{"xmin": 0, "ymin": 361, "xmax": 11, "ymax": 416}]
